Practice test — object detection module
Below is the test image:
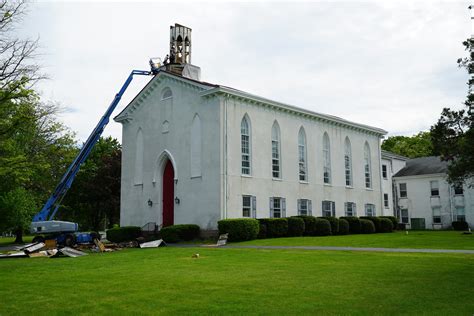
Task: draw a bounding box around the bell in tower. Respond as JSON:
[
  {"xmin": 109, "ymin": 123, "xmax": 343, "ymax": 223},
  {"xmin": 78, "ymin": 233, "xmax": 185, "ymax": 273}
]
[
  {"xmin": 163, "ymin": 23, "xmax": 200, "ymax": 81},
  {"xmin": 170, "ymin": 24, "xmax": 192, "ymax": 64}
]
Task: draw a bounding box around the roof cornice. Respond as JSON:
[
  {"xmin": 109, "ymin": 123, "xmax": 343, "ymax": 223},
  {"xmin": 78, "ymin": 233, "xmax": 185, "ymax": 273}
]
[{"xmin": 201, "ymin": 87, "xmax": 387, "ymax": 136}]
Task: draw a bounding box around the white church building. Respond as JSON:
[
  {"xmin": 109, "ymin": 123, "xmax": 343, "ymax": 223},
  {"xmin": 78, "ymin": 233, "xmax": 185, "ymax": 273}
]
[{"xmin": 114, "ymin": 24, "xmax": 388, "ymax": 230}]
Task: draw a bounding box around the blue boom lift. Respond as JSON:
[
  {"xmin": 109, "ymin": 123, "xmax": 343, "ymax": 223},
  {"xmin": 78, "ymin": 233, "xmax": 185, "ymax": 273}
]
[{"xmin": 30, "ymin": 60, "xmax": 162, "ymax": 246}]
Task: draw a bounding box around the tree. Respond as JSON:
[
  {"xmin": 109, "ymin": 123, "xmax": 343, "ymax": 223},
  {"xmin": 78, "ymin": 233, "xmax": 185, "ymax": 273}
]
[
  {"xmin": 0, "ymin": 187, "xmax": 36, "ymax": 242},
  {"xmin": 382, "ymin": 131, "xmax": 434, "ymax": 158},
  {"xmin": 0, "ymin": 0, "xmax": 44, "ymax": 103},
  {"xmin": 431, "ymin": 38, "xmax": 474, "ymax": 185},
  {"xmin": 61, "ymin": 137, "xmax": 121, "ymax": 231}
]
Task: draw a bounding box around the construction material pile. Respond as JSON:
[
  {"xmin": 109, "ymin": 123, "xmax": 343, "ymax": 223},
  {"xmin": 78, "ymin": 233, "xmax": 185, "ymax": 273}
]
[{"xmin": 0, "ymin": 238, "xmax": 166, "ymax": 259}]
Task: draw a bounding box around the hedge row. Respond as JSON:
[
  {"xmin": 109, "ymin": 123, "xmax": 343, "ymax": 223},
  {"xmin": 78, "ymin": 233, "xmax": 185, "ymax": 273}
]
[
  {"xmin": 106, "ymin": 226, "xmax": 142, "ymax": 243},
  {"xmin": 218, "ymin": 218, "xmax": 259, "ymax": 242},
  {"xmin": 160, "ymin": 224, "xmax": 201, "ymax": 243}
]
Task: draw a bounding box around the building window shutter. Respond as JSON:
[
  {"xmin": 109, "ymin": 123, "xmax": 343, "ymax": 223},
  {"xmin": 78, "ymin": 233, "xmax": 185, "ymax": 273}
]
[
  {"xmin": 297, "ymin": 199, "xmax": 301, "ymax": 215},
  {"xmin": 269, "ymin": 197, "xmax": 274, "ymax": 218},
  {"xmin": 354, "ymin": 203, "xmax": 357, "ymax": 216},
  {"xmin": 282, "ymin": 198, "xmax": 286, "ymax": 218},
  {"xmin": 308, "ymin": 200, "xmax": 312, "ymax": 216},
  {"xmin": 251, "ymin": 196, "xmax": 257, "ymax": 219},
  {"xmin": 332, "ymin": 201, "xmax": 336, "ymax": 217}
]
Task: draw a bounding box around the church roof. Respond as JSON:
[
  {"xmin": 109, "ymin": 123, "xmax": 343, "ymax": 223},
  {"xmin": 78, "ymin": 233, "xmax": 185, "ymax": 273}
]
[
  {"xmin": 393, "ymin": 156, "xmax": 448, "ymax": 178},
  {"xmin": 114, "ymin": 70, "xmax": 387, "ymax": 136}
]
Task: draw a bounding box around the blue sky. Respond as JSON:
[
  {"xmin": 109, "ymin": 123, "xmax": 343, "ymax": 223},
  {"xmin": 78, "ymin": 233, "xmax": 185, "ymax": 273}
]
[{"xmin": 21, "ymin": 0, "xmax": 470, "ymax": 142}]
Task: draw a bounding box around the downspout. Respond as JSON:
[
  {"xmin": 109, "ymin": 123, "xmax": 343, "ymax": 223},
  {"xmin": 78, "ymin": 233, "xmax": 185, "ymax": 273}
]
[
  {"xmin": 448, "ymin": 183, "xmax": 453, "ymax": 224},
  {"xmin": 223, "ymin": 94, "xmax": 228, "ymax": 220},
  {"xmin": 378, "ymin": 136, "xmax": 384, "ymax": 216}
]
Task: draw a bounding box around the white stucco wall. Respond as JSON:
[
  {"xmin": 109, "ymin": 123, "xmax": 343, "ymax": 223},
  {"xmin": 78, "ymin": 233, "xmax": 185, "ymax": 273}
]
[
  {"xmin": 117, "ymin": 74, "xmax": 222, "ymax": 229},
  {"xmin": 394, "ymin": 174, "xmax": 474, "ymax": 229},
  {"xmin": 223, "ymin": 97, "xmax": 384, "ymax": 219}
]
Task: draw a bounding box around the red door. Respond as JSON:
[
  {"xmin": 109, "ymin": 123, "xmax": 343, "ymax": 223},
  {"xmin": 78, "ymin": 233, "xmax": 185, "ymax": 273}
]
[{"xmin": 162, "ymin": 160, "xmax": 174, "ymax": 227}]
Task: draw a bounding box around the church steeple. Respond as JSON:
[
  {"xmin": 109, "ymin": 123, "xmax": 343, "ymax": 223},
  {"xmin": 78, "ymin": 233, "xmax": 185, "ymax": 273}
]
[{"xmin": 170, "ymin": 24, "xmax": 192, "ymax": 64}]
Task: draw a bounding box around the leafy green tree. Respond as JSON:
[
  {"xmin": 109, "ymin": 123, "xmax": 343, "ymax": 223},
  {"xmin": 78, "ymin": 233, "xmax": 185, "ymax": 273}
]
[
  {"xmin": 0, "ymin": 187, "xmax": 36, "ymax": 243},
  {"xmin": 61, "ymin": 137, "xmax": 121, "ymax": 231},
  {"xmin": 431, "ymin": 38, "xmax": 474, "ymax": 185},
  {"xmin": 382, "ymin": 131, "xmax": 434, "ymax": 158}
]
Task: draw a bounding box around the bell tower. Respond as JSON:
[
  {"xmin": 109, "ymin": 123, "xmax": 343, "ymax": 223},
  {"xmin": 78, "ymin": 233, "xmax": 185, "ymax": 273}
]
[{"xmin": 170, "ymin": 24, "xmax": 192, "ymax": 64}]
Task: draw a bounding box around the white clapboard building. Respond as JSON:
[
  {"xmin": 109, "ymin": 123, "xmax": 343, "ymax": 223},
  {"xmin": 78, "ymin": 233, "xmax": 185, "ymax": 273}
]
[{"xmin": 114, "ymin": 24, "xmax": 388, "ymax": 230}]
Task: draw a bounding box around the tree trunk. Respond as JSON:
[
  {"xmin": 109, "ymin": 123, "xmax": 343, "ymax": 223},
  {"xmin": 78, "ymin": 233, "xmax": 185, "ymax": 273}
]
[{"xmin": 14, "ymin": 228, "xmax": 23, "ymax": 244}]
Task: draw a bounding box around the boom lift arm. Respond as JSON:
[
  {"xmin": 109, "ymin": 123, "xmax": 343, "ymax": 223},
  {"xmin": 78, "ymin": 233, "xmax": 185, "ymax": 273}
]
[{"xmin": 32, "ymin": 69, "xmax": 153, "ymax": 229}]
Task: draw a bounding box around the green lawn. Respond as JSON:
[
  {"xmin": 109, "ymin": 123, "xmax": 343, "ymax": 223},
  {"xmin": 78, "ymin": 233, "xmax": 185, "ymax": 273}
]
[
  {"xmin": 234, "ymin": 231, "xmax": 474, "ymax": 249},
  {"xmin": 0, "ymin": 247, "xmax": 473, "ymax": 315},
  {"xmin": 0, "ymin": 236, "xmax": 33, "ymax": 247}
]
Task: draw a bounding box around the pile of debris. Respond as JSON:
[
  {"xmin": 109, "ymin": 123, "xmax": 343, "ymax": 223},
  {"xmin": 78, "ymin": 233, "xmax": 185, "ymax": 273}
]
[{"xmin": 0, "ymin": 238, "xmax": 166, "ymax": 260}]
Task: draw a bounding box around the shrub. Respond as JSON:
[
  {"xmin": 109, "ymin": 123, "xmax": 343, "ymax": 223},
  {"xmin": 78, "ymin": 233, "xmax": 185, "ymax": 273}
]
[
  {"xmin": 452, "ymin": 221, "xmax": 469, "ymax": 231},
  {"xmin": 319, "ymin": 217, "xmax": 339, "ymax": 235},
  {"xmin": 259, "ymin": 218, "xmax": 288, "ymax": 238},
  {"xmin": 160, "ymin": 224, "xmax": 200, "ymax": 243},
  {"xmin": 379, "ymin": 218, "xmax": 394, "ymax": 233},
  {"xmin": 360, "ymin": 219, "xmax": 376, "ymax": 234},
  {"xmin": 218, "ymin": 218, "xmax": 259, "ymax": 242},
  {"xmin": 360, "ymin": 216, "xmax": 382, "ymax": 232},
  {"xmin": 380, "ymin": 216, "xmax": 398, "ymax": 230},
  {"xmin": 340, "ymin": 217, "xmax": 361, "ymax": 234},
  {"xmin": 314, "ymin": 218, "xmax": 332, "ymax": 236},
  {"xmin": 398, "ymin": 223, "xmax": 407, "ymax": 230},
  {"xmin": 288, "ymin": 217, "xmax": 305, "ymax": 237},
  {"xmin": 257, "ymin": 222, "xmax": 267, "ymax": 239},
  {"xmin": 295, "ymin": 216, "xmax": 318, "ymax": 236},
  {"xmin": 338, "ymin": 218, "xmax": 350, "ymax": 235},
  {"xmin": 106, "ymin": 226, "xmax": 142, "ymax": 243}
]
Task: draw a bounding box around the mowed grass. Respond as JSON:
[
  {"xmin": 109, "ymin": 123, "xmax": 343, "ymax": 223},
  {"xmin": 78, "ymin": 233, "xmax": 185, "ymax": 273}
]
[
  {"xmin": 0, "ymin": 247, "xmax": 473, "ymax": 315},
  {"xmin": 235, "ymin": 231, "xmax": 474, "ymax": 249},
  {"xmin": 0, "ymin": 236, "xmax": 33, "ymax": 247}
]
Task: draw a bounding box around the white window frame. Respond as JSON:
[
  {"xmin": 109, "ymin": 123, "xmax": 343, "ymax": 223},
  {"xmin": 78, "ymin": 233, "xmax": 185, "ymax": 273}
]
[
  {"xmin": 323, "ymin": 133, "xmax": 331, "ymax": 184},
  {"xmin": 383, "ymin": 193, "xmax": 389, "ymax": 208},
  {"xmin": 365, "ymin": 203, "xmax": 376, "ymax": 216},
  {"xmin": 270, "ymin": 197, "xmax": 286, "ymax": 218},
  {"xmin": 271, "ymin": 122, "xmax": 281, "ymax": 179},
  {"xmin": 344, "ymin": 137, "xmax": 352, "ymax": 187},
  {"xmin": 344, "ymin": 202, "xmax": 356, "ymax": 217},
  {"xmin": 400, "ymin": 208, "xmax": 409, "ymax": 224},
  {"xmin": 454, "ymin": 185, "xmax": 464, "ymax": 195},
  {"xmin": 399, "ymin": 183, "xmax": 407, "ymax": 198},
  {"xmin": 241, "ymin": 116, "xmax": 251, "ymax": 175},
  {"xmin": 364, "ymin": 142, "xmax": 372, "ymax": 189},
  {"xmin": 455, "ymin": 206, "xmax": 466, "ymax": 222},
  {"xmin": 298, "ymin": 128, "xmax": 307, "ymax": 182},
  {"xmin": 430, "ymin": 180, "xmax": 439, "ymax": 197},
  {"xmin": 432, "ymin": 206, "xmax": 441, "ymax": 224},
  {"xmin": 297, "ymin": 199, "xmax": 312, "ymax": 216},
  {"xmin": 322, "ymin": 200, "xmax": 335, "ymax": 217},
  {"xmin": 242, "ymin": 195, "xmax": 256, "ymax": 218}
]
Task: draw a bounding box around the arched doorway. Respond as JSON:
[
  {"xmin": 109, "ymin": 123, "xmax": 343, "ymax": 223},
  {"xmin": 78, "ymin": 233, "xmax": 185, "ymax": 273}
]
[{"xmin": 162, "ymin": 160, "xmax": 174, "ymax": 227}]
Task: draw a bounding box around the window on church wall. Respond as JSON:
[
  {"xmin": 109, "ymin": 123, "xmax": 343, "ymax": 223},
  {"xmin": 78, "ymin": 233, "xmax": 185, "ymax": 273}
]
[
  {"xmin": 345, "ymin": 202, "xmax": 356, "ymax": 217},
  {"xmin": 161, "ymin": 87, "xmax": 173, "ymax": 126},
  {"xmin": 344, "ymin": 137, "xmax": 352, "ymax": 187},
  {"xmin": 365, "ymin": 203, "xmax": 376, "ymax": 216},
  {"xmin": 270, "ymin": 197, "xmax": 286, "ymax": 218},
  {"xmin": 190, "ymin": 114, "xmax": 202, "ymax": 177},
  {"xmin": 364, "ymin": 142, "xmax": 372, "ymax": 189},
  {"xmin": 298, "ymin": 199, "xmax": 312, "ymax": 216},
  {"xmin": 242, "ymin": 195, "xmax": 256, "ymax": 218},
  {"xmin": 298, "ymin": 128, "xmax": 307, "ymax": 181},
  {"xmin": 241, "ymin": 116, "xmax": 251, "ymax": 175},
  {"xmin": 322, "ymin": 200, "xmax": 335, "ymax": 217},
  {"xmin": 271, "ymin": 122, "xmax": 281, "ymax": 179},
  {"xmin": 134, "ymin": 129, "xmax": 144, "ymax": 185},
  {"xmin": 323, "ymin": 133, "xmax": 331, "ymax": 184}
]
